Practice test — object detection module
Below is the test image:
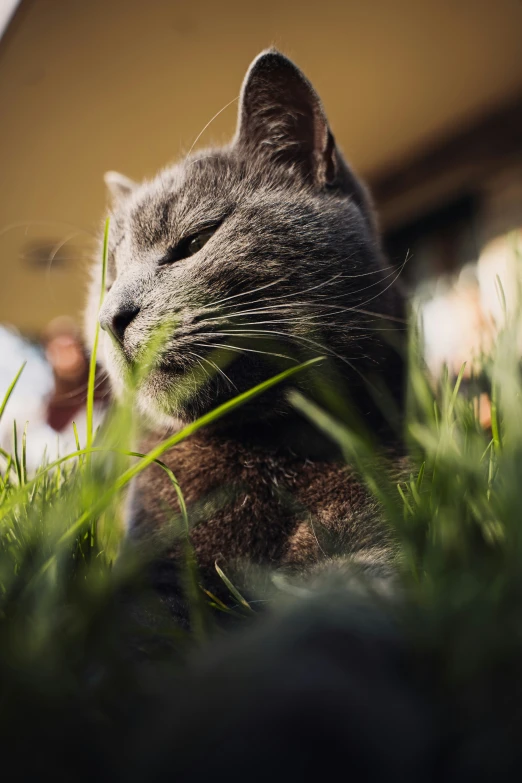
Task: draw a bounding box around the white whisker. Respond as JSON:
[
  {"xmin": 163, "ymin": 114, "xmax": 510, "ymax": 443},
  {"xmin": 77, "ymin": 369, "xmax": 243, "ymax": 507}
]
[
  {"xmin": 192, "ymin": 341, "xmax": 298, "ymax": 363},
  {"xmin": 206, "ymin": 276, "xmax": 290, "ymax": 310},
  {"xmin": 186, "ymin": 95, "xmax": 239, "ymax": 158},
  {"xmin": 195, "ymin": 328, "xmax": 377, "ymax": 389},
  {"xmin": 191, "ymin": 349, "xmax": 238, "ymax": 391}
]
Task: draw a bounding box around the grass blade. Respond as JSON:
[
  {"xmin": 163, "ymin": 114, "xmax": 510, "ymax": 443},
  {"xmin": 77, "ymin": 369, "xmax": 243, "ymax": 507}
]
[
  {"xmin": 0, "ymin": 362, "xmax": 26, "ymax": 422},
  {"xmin": 86, "ymin": 217, "xmax": 109, "ymax": 454},
  {"xmin": 214, "ymin": 562, "xmax": 254, "ymax": 612},
  {"xmin": 31, "ymin": 356, "xmax": 323, "ymax": 573}
]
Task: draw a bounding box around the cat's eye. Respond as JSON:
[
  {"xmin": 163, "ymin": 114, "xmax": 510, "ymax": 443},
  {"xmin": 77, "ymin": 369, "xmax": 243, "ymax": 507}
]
[
  {"xmin": 186, "ymin": 229, "xmax": 215, "ymax": 255},
  {"xmin": 159, "ymin": 225, "xmax": 219, "ymax": 265}
]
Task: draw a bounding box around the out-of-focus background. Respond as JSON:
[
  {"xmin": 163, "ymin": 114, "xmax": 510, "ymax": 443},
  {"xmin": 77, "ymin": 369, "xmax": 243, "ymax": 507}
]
[{"xmin": 1, "ymin": 0, "xmax": 522, "ymax": 447}]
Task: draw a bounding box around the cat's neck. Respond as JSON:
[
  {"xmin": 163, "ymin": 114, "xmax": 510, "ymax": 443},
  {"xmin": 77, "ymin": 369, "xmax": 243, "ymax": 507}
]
[
  {"xmin": 198, "ymin": 380, "xmax": 403, "ymax": 460},
  {"xmin": 206, "ymin": 412, "xmax": 344, "ymax": 461}
]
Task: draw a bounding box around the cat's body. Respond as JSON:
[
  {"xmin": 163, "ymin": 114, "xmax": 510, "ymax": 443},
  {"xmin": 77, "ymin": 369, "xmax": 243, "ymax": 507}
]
[
  {"xmin": 130, "ymin": 428, "xmax": 391, "ymax": 587},
  {"xmin": 87, "ymin": 50, "xmax": 404, "ymax": 595}
]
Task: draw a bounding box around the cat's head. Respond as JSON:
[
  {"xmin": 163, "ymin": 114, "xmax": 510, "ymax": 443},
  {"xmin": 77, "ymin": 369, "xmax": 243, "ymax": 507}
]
[{"xmin": 86, "ymin": 50, "xmax": 403, "ymax": 430}]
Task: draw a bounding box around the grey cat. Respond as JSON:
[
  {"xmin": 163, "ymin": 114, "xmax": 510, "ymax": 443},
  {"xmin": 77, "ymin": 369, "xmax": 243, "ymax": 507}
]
[{"xmin": 86, "ymin": 49, "xmax": 404, "ymax": 602}]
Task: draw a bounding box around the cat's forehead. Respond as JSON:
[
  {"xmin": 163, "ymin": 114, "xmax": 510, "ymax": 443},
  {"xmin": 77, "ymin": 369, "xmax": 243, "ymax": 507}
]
[{"xmin": 123, "ymin": 152, "xmax": 244, "ymax": 249}]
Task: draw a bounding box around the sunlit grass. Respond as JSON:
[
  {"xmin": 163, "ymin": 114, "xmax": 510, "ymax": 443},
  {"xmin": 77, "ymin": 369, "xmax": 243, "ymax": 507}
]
[{"xmin": 1, "ymin": 230, "xmax": 522, "ymax": 773}]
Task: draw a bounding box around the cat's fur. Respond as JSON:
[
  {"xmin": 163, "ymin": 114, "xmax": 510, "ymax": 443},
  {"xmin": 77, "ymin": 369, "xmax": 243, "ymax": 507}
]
[{"xmin": 86, "ymin": 50, "xmax": 404, "ymax": 596}]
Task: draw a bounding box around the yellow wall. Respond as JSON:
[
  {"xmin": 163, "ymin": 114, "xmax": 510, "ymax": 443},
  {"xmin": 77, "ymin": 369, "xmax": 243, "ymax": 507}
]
[{"xmin": 1, "ymin": 0, "xmax": 522, "ymax": 333}]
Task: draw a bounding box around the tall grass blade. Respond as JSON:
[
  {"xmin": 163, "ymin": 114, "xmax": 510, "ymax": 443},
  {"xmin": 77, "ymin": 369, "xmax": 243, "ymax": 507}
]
[
  {"xmin": 0, "ymin": 362, "xmax": 26, "ymax": 422},
  {"xmin": 86, "ymin": 216, "xmax": 109, "ymax": 453}
]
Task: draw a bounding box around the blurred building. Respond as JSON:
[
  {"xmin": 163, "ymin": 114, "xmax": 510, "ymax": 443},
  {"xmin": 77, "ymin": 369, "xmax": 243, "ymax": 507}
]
[{"xmin": 0, "ymin": 0, "xmax": 521, "ymax": 337}]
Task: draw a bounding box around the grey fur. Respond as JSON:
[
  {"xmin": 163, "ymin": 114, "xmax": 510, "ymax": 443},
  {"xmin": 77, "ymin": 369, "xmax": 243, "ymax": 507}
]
[{"xmin": 86, "ymin": 50, "xmax": 404, "ymax": 590}]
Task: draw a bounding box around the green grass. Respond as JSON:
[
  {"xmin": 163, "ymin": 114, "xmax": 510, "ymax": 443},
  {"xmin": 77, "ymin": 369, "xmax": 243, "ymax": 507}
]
[{"xmin": 1, "ymin": 232, "xmax": 522, "ymax": 775}]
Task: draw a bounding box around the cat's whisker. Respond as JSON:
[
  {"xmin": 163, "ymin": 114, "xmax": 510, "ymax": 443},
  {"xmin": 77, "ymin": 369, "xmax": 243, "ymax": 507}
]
[
  {"xmin": 189, "ymin": 349, "xmax": 238, "ymax": 392},
  {"xmin": 184, "ymin": 155, "xmax": 223, "ymax": 171},
  {"xmin": 198, "ymin": 298, "xmax": 367, "ymax": 322},
  {"xmin": 184, "ymin": 350, "xmax": 211, "ymax": 378},
  {"xmin": 195, "ymin": 328, "xmax": 335, "ymax": 364},
  {"xmin": 208, "ymin": 317, "xmax": 406, "ymax": 331},
  {"xmin": 184, "ymin": 350, "xmax": 215, "ymax": 398},
  {"xmin": 350, "ymin": 255, "xmax": 409, "ymax": 312},
  {"xmin": 339, "ymin": 261, "xmax": 407, "ymax": 296},
  {"xmin": 278, "ymin": 261, "xmax": 403, "ymax": 304},
  {"xmin": 199, "ymin": 274, "xmax": 346, "ymax": 318},
  {"xmin": 201, "ymin": 300, "xmax": 333, "ymax": 317},
  {"xmin": 186, "ymin": 95, "xmax": 239, "ymax": 158},
  {"xmin": 347, "ymin": 307, "xmax": 407, "ymax": 325},
  {"xmin": 192, "ymin": 341, "xmax": 299, "ymax": 364},
  {"xmin": 205, "ymin": 301, "xmax": 394, "ymax": 320},
  {"xmin": 257, "ymin": 271, "xmax": 346, "ymax": 300},
  {"xmin": 199, "ymin": 300, "xmax": 407, "ymax": 326},
  {"xmin": 46, "ymin": 231, "xmax": 86, "ymax": 289},
  {"xmin": 196, "ymin": 328, "xmax": 377, "ymax": 389},
  {"xmin": 205, "ymin": 275, "xmax": 291, "ymax": 310},
  {"xmin": 211, "ymin": 272, "xmax": 346, "ymax": 312},
  {"xmin": 201, "ymin": 265, "xmax": 403, "ymax": 318},
  {"xmin": 214, "ymin": 261, "xmax": 408, "ymax": 324},
  {"xmin": 179, "ymin": 352, "xmax": 204, "ymax": 398}
]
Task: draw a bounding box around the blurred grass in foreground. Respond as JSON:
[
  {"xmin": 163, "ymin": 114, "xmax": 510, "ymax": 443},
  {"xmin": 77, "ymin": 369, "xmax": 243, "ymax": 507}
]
[{"xmin": 1, "ymin": 232, "xmax": 522, "ymax": 778}]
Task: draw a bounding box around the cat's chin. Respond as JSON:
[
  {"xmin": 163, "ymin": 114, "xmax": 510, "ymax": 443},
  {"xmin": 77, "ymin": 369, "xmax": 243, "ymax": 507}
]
[
  {"xmin": 133, "ymin": 365, "xmax": 225, "ymax": 426},
  {"xmin": 136, "ymin": 392, "xmax": 185, "ymax": 432},
  {"xmin": 103, "ymin": 340, "xmax": 292, "ymax": 429}
]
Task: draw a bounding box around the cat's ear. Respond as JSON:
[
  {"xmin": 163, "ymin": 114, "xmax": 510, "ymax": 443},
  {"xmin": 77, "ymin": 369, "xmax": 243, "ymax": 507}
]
[
  {"xmin": 104, "ymin": 171, "xmax": 135, "ymax": 205},
  {"xmin": 235, "ymin": 49, "xmax": 338, "ymax": 187}
]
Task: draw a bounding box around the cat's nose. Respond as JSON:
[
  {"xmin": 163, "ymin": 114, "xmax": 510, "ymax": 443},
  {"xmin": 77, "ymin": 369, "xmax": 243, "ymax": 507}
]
[{"xmin": 100, "ymin": 303, "xmax": 140, "ymax": 344}]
